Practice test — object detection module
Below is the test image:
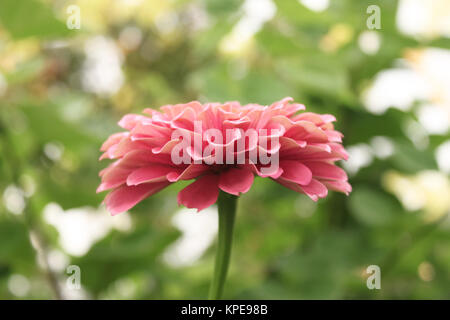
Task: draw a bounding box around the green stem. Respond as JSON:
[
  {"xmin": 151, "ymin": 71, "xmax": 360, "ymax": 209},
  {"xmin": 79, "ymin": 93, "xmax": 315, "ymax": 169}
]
[{"xmin": 208, "ymin": 192, "xmax": 238, "ymax": 300}]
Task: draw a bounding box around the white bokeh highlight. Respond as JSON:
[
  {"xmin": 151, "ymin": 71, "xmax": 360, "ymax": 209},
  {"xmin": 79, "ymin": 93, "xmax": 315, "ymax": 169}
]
[{"xmin": 163, "ymin": 207, "xmax": 218, "ymax": 267}]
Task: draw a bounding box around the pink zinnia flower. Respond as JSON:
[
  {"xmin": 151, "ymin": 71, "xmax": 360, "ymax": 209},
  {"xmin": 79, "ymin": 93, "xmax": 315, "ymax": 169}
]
[{"xmin": 98, "ymin": 97, "xmax": 351, "ymax": 215}]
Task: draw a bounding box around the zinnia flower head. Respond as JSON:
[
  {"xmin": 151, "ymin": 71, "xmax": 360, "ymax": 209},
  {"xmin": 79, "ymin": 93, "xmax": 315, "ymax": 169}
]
[{"xmin": 98, "ymin": 97, "xmax": 351, "ymax": 215}]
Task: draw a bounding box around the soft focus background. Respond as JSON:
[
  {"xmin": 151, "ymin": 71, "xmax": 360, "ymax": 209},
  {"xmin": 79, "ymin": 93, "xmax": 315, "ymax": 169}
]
[{"xmin": 1, "ymin": 0, "xmax": 450, "ymax": 299}]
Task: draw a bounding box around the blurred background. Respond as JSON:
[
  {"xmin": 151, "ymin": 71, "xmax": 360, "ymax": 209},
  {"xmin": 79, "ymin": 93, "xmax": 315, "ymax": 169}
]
[{"xmin": 0, "ymin": 0, "xmax": 450, "ymax": 299}]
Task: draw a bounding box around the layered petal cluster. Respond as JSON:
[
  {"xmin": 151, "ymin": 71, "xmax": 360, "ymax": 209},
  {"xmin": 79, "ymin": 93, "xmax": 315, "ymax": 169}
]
[{"xmin": 98, "ymin": 97, "xmax": 351, "ymax": 215}]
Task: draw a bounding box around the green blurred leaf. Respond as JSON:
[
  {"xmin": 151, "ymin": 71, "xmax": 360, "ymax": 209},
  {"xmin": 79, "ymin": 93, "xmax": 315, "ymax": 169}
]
[
  {"xmin": 73, "ymin": 226, "xmax": 180, "ymax": 295},
  {"xmin": 0, "ymin": 0, "xmax": 70, "ymax": 39},
  {"xmin": 348, "ymin": 186, "xmax": 402, "ymax": 226},
  {"xmin": 0, "ymin": 218, "xmax": 35, "ymax": 273},
  {"xmin": 18, "ymin": 103, "xmax": 100, "ymax": 151},
  {"xmin": 276, "ymin": 55, "xmax": 354, "ymax": 102},
  {"xmin": 391, "ymin": 140, "xmax": 438, "ymax": 173}
]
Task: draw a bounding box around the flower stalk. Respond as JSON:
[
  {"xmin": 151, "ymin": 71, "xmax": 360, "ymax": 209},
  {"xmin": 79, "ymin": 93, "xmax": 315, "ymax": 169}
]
[{"xmin": 208, "ymin": 191, "xmax": 238, "ymax": 300}]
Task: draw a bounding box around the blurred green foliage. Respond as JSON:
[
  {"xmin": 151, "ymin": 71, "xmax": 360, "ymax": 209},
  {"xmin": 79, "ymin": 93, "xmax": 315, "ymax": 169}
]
[{"xmin": 0, "ymin": 0, "xmax": 449, "ymax": 299}]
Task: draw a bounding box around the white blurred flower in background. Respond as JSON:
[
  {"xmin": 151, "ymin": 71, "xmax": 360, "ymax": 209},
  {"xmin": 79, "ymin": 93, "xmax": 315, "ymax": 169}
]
[
  {"xmin": 397, "ymin": 0, "xmax": 450, "ymax": 39},
  {"xmin": 220, "ymin": 0, "xmax": 276, "ymax": 54},
  {"xmin": 436, "ymin": 140, "xmax": 450, "ymax": 174},
  {"xmin": 8, "ymin": 274, "xmax": 30, "ymax": 297},
  {"xmin": 3, "ymin": 185, "xmax": 26, "ymax": 215},
  {"xmin": 362, "ymin": 67, "xmax": 430, "ymax": 114},
  {"xmin": 82, "ymin": 36, "xmax": 124, "ymax": 97},
  {"xmin": 362, "ymin": 25, "xmax": 450, "ymax": 217},
  {"xmin": 364, "ymin": 0, "xmax": 450, "ymax": 136},
  {"xmin": 118, "ymin": 26, "xmax": 143, "ymax": 51},
  {"xmin": 358, "ymin": 31, "xmax": 381, "ymax": 55},
  {"xmin": 44, "ymin": 203, "xmax": 132, "ymax": 256},
  {"xmin": 164, "ymin": 207, "xmax": 218, "ymax": 267},
  {"xmin": 383, "ymin": 170, "xmax": 450, "ymax": 221},
  {"xmin": 299, "ymin": 0, "xmax": 329, "ymax": 12},
  {"xmin": 342, "ymin": 144, "xmax": 373, "ymax": 176},
  {"xmin": 406, "ymin": 48, "xmax": 450, "ymax": 134}
]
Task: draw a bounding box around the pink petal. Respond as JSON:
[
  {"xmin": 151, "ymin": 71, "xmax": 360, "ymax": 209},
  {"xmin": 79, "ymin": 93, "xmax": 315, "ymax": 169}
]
[
  {"xmin": 172, "ymin": 107, "xmax": 197, "ymax": 123},
  {"xmin": 322, "ymin": 180, "xmax": 352, "ymax": 195},
  {"xmin": 219, "ymin": 167, "xmax": 254, "ymax": 196},
  {"xmin": 304, "ymin": 161, "xmax": 347, "ymax": 181},
  {"xmin": 118, "ymin": 114, "xmax": 149, "ymax": 130},
  {"xmin": 274, "ymin": 177, "xmax": 303, "ymax": 193},
  {"xmin": 100, "ymin": 132, "xmax": 128, "ymax": 152},
  {"xmin": 329, "ymin": 143, "xmax": 349, "ymax": 160},
  {"xmin": 281, "ymin": 143, "xmax": 348, "ymax": 162},
  {"xmin": 279, "ymin": 137, "xmax": 307, "ymax": 152},
  {"xmin": 270, "ymin": 97, "xmax": 294, "ymax": 109},
  {"xmin": 325, "ymin": 130, "xmax": 343, "ymax": 142},
  {"xmin": 300, "ymin": 179, "xmax": 328, "ymax": 201},
  {"xmin": 131, "ymin": 121, "xmax": 172, "ymax": 138},
  {"xmin": 105, "ymin": 182, "xmax": 170, "ymax": 215},
  {"xmin": 275, "ymin": 178, "xmax": 327, "ymax": 201},
  {"xmin": 223, "ymin": 118, "xmax": 251, "ymax": 131},
  {"xmin": 97, "ymin": 177, "xmax": 127, "ymax": 193},
  {"xmin": 120, "ymin": 149, "xmax": 172, "ymax": 167},
  {"xmin": 99, "ymin": 165, "xmax": 133, "ymax": 191},
  {"xmin": 321, "ymin": 114, "xmax": 336, "ymax": 123},
  {"xmin": 280, "ymin": 160, "xmax": 312, "ymax": 185},
  {"xmin": 287, "ymin": 122, "xmax": 329, "ymax": 143},
  {"xmin": 293, "ymin": 112, "xmax": 335, "ymax": 125},
  {"xmin": 97, "ymin": 182, "xmax": 118, "ymax": 193},
  {"xmin": 112, "ymin": 138, "xmax": 149, "ymax": 158},
  {"xmin": 152, "ymin": 139, "xmax": 181, "ymax": 154},
  {"xmin": 177, "ymin": 174, "xmax": 220, "ymax": 211},
  {"xmin": 127, "ymin": 165, "xmax": 181, "ymax": 185},
  {"xmin": 245, "ymin": 162, "xmax": 284, "ymax": 179},
  {"xmin": 167, "ymin": 164, "xmax": 209, "ymax": 182}
]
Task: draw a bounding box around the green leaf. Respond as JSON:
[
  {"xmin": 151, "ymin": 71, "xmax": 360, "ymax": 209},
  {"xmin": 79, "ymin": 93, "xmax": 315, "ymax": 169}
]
[
  {"xmin": 391, "ymin": 140, "xmax": 438, "ymax": 173},
  {"xmin": 18, "ymin": 103, "xmax": 100, "ymax": 151},
  {"xmin": 276, "ymin": 55, "xmax": 354, "ymax": 102},
  {"xmin": 0, "ymin": 218, "xmax": 36, "ymax": 273},
  {"xmin": 72, "ymin": 227, "xmax": 180, "ymax": 295},
  {"xmin": 0, "ymin": 0, "xmax": 70, "ymax": 39},
  {"xmin": 348, "ymin": 186, "xmax": 402, "ymax": 226}
]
